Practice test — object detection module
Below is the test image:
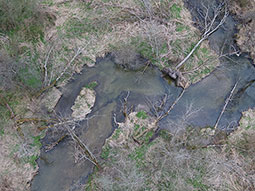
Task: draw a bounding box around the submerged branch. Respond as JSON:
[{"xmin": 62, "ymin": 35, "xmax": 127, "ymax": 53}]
[
  {"xmin": 214, "ymin": 81, "xmax": 238, "ymax": 129},
  {"xmin": 157, "ymin": 88, "xmax": 186, "ymax": 122},
  {"xmin": 66, "ymin": 126, "xmax": 101, "ymax": 169}
]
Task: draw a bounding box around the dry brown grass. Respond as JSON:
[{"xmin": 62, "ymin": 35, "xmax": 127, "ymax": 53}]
[
  {"xmin": 0, "ymin": 0, "xmax": 240, "ymax": 190},
  {"xmin": 0, "ymin": 127, "xmax": 38, "ymax": 191},
  {"xmin": 86, "ymin": 107, "xmax": 255, "ymax": 191},
  {"xmin": 228, "ymin": 0, "xmax": 255, "ymax": 63},
  {"xmin": 0, "ymin": 90, "xmax": 57, "ymax": 190},
  {"xmin": 38, "ymin": 0, "xmax": 219, "ymax": 88}
]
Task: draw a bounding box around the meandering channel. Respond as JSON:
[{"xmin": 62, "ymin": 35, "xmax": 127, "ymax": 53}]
[{"xmin": 32, "ymin": 0, "xmax": 255, "ymax": 190}]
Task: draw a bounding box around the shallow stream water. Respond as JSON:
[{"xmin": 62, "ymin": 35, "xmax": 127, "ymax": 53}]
[
  {"xmin": 31, "ymin": 0, "xmax": 255, "ymax": 190},
  {"xmin": 32, "ymin": 56, "xmax": 180, "ymax": 191}
]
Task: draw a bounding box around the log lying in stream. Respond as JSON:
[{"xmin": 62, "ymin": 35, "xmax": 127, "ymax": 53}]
[
  {"xmin": 214, "ymin": 81, "xmax": 238, "ymax": 129},
  {"xmin": 66, "ymin": 126, "xmax": 101, "ymax": 169}
]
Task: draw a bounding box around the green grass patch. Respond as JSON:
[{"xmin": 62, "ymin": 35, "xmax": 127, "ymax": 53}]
[
  {"xmin": 65, "ymin": 18, "xmax": 93, "ymax": 38},
  {"xmin": 101, "ymin": 145, "xmax": 111, "ymax": 160},
  {"xmin": 176, "ymin": 23, "xmax": 189, "ymax": 32},
  {"xmin": 64, "ymin": 8, "xmax": 111, "ymax": 39},
  {"xmin": 112, "ymin": 128, "xmax": 122, "ymax": 139},
  {"xmin": 159, "ymin": 130, "xmax": 172, "ymax": 141},
  {"xmin": 41, "ymin": 0, "xmax": 54, "ymax": 6},
  {"xmin": 136, "ymin": 110, "xmax": 148, "ymax": 119},
  {"xmin": 187, "ymin": 173, "xmax": 209, "ymax": 191},
  {"xmin": 31, "ymin": 135, "xmax": 43, "ymax": 148},
  {"xmin": 24, "ymin": 155, "xmax": 39, "ymax": 169},
  {"xmin": 134, "ymin": 124, "xmax": 140, "ymax": 132},
  {"xmin": 129, "ymin": 142, "xmax": 154, "ymax": 167},
  {"xmin": 185, "ymin": 42, "xmax": 199, "ymax": 57},
  {"xmin": 0, "ymin": 127, "xmax": 4, "ymax": 136},
  {"xmin": 170, "ymin": 4, "xmax": 182, "ymax": 18},
  {"xmin": 132, "ymin": 38, "xmax": 156, "ymax": 63},
  {"xmin": 144, "ymin": 131, "xmax": 153, "ymax": 143},
  {"xmin": 85, "ymin": 81, "xmax": 98, "ymax": 90},
  {"xmin": 201, "ymin": 47, "xmax": 209, "ymax": 55},
  {"xmin": 18, "ymin": 65, "xmax": 42, "ymax": 89}
]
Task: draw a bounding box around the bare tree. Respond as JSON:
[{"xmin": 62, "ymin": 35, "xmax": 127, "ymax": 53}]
[
  {"xmin": 176, "ymin": 1, "xmax": 229, "ymax": 70},
  {"xmin": 37, "ymin": 42, "xmax": 87, "ymax": 97}
]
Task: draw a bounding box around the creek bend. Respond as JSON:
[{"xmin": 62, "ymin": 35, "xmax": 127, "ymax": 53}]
[{"xmin": 32, "ymin": 0, "xmax": 255, "ymax": 190}]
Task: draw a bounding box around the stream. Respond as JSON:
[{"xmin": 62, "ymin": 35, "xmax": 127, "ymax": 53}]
[{"xmin": 31, "ymin": 0, "xmax": 255, "ymax": 190}]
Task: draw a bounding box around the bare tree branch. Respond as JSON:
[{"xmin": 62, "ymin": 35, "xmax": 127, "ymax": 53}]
[
  {"xmin": 214, "ymin": 81, "xmax": 238, "ymax": 129},
  {"xmin": 157, "ymin": 88, "xmax": 186, "ymax": 122},
  {"xmin": 176, "ymin": 2, "xmax": 229, "ymax": 70},
  {"xmin": 55, "ymin": 46, "xmax": 85, "ymax": 83},
  {"xmin": 66, "ymin": 125, "xmax": 101, "ymax": 168},
  {"xmin": 36, "ymin": 46, "xmax": 86, "ymax": 98},
  {"xmin": 43, "ymin": 45, "xmax": 54, "ymax": 86}
]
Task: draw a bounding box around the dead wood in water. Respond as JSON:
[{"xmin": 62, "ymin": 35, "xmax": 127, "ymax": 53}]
[
  {"xmin": 44, "ymin": 134, "xmax": 67, "ymax": 152},
  {"xmin": 161, "ymin": 67, "xmax": 188, "ymax": 88},
  {"xmin": 214, "ymin": 81, "xmax": 238, "ymax": 129},
  {"xmin": 157, "ymin": 88, "xmax": 186, "ymax": 122},
  {"xmin": 175, "ymin": 2, "xmax": 229, "ymax": 70},
  {"xmin": 66, "ymin": 126, "xmax": 101, "ymax": 169}
]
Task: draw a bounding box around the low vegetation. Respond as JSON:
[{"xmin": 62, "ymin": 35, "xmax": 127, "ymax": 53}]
[
  {"xmin": 0, "ymin": 0, "xmax": 55, "ymax": 91},
  {"xmin": 228, "ymin": 0, "xmax": 255, "ymax": 62},
  {"xmin": 86, "ymin": 108, "xmax": 255, "ymax": 191},
  {"xmin": 1, "ymin": 0, "xmax": 221, "ymax": 92},
  {"xmin": 0, "ymin": 0, "xmax": 56, "ymax": 189},
  {"xmin": 0, "ymin": 89, "xmax": 48, "ymax": 190}
]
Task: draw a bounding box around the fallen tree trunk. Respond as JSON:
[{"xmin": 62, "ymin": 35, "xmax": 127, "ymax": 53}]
[
  {"xmin": 214, "ymin": 81, "xmax": 238, "ymax": 129},
  {"xmin": 66, "ymin": 126, "xmax": 101, "ymax": 169},
  {"xmin": 175, "ymin": 2, "xmax": 229, "ymax": 70}
]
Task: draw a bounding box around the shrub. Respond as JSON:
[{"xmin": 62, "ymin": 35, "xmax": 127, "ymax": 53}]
[
  {"xmin": 0, "ymin": 0, "xmax": 56, "ymax": 46},
  {"xmin": 0, "ymin": 0, "xmax": 41, "ymax": 34},
  {"xmin": 0, "ymin": 0, "xmax": 56, "ymax": 91},
  {"xmin": 0, "ymin": 0, "xmax": 37, "ymax": 33}
]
